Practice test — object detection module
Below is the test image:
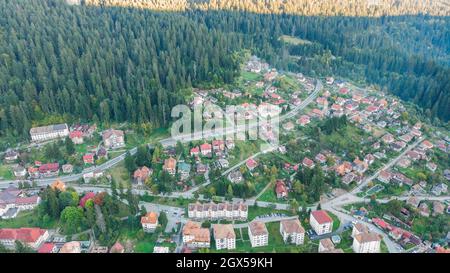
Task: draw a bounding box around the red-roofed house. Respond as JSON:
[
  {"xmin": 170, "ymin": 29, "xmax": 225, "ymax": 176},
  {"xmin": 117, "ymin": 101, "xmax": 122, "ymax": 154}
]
[
  {"xmin": 275, "ymin": 180, "xmax": 288, "ymax": 199},
  {"xmin": 246, "ymin": 158, "xmax": 258, "ymax": 171},
  {"xmin": 421, "ymin": 140, "xmax": 433, "ymax": 150},
  {"xmin": 297, "ymin": 115, "xmax": 310, "ymax": 126},
  {"xmin": 39, "ymin": 163, "xmax": 59, "ymax": 177},
  {"xmin": 133, "ymin": 166, "xmax": 152, "ymax": 185},
  {"xmin": 302, "ymin": 157, "xmax": 315, "ymax": 169},
  {"xmin": 200, "ymin": 143, "xmax": 212, "ymax": 156},
  {"xmin": 310, "ymin": 210, "xmax": 333, "ymax": 235},
  {"xmin": 190, "ymin": 146, "xmax": 200, "ymax": 157},
  {"xmin": 83, "ymin": 154, "xmax": 95, "ymax": 164},
  {"xmin": 69, "ymin": 131, "xmax": 84, "ymax": 144}
]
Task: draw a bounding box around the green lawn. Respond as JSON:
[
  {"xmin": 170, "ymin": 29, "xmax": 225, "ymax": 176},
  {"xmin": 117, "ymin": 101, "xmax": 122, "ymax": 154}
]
[
  {"xmin": 334, "ymin": 230, "xmax": 354, "ymax": 253},
  {"xmin": 107, "ymin": 162, "xmax": 131, "ymax": 187},
  {"xmin": 257, "ymin": 186, "xmax": 287, "ymax": 204},
  {"xmin": 279, "ymin": 35, "xmax": 313, "ymax": 46},
  {"xmin": 328, "ymin": 211, "xmax": 341, "ymax": 232},
  {"xmin": 241, "ymin": 71, "xmax": 263, "ymax": 82},
  {"xmin": 0, "ymin": 164, "xmax": 13, "ymax": 180},
  {"xmin": 0, "ymin": 210, "xmax": 57, "ymax": 229}
]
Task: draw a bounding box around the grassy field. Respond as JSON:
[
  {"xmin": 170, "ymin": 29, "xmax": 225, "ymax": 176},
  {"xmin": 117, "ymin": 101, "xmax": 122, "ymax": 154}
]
[
  {"xmin": 328, "ymin": 211, "xmax": 341, "ymax": 232},
  {"xmin": 0, "ymin": 210, "xmax": 57, "ymax": 229},
  {"xmin": 257, "ymin": 186, "xmax": 288, "ymax": 204},
  {"xmin": 241, "ymin": 71, "xmax": 263, "ymax": 82},
  {"xmin": 0, "ymin": 164, "xmax": 13, "ymax": 180},
  {"xmin": 279, "ymin": 35, "xmax": 313, "ymax": 46},
  {"xmin": 107, "ymin": 162, "xmax": 131, "ymax": 187}
]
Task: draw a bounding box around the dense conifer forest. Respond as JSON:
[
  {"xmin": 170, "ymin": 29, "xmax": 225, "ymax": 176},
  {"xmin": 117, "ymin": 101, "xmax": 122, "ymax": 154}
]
[{"xmin": 0, "ymin": 0, "xmax": 449, "ymax": 141}]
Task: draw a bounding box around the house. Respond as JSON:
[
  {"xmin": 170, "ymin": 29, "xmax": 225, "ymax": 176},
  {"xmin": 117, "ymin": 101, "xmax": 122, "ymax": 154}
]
[
  {"xmin": 353, "ymin": 158, "xmax": 368, "ymax": 174},
  {"xmin": 431, "ymin": 183, "xmax": 447, "ymax": 196},
  {"xmin": 226, "ymin": 140, "xmax": 235, "ymax": 150},
  {"xmin": 59, "ymin": 241, "xmax": 82, "ymax": 253},
  {"xmin": 310, "ymin": 210, "xmax": 333, "ymax": 235},
  {"xmin": 13, "ymin": 166, "xmax": 26, "ymax": 177},
  {"xmin": 4, "ymin": 150, "xmax": 18, "ymax": 162},
  {"xmin": 163, "ymin": 157, "xmax": 177, "ymax": 175},
  {"xmin": 190, "ymin": 146, "xmax": 200, "ymax": 157},
  {"xmin": 421, "ymin": 140, "xmax": 433, "ymax": 150},
  {"xmin": 406, "ymin": 150, "xmax": 421, "ymax": 161},
  {"xmin": 30, "ymin": 124, "xmax": 69, "ymax": 142},
  {"xmin": 218, "ymin": 159, "xmax": 229, "ymax": 169},
  {"xmin": 196, "ymin": 163, "xmax": 208, "ymax": 174},
  {"xmin": 378, "ymin": 170, "xmax": 392, "ymax": 183},
  {"xmin": 83, "ymin": 153, "xmax": 95, "ymax": 164},
  {"xmin": 141, "ymin": 212, "xmax": 158, "ymax": 232},
  {"xmin": 396, "ymin": 158, "xmax": 411, "ymax": 168},
  {"xmin": 275, "ymin": 180, "xmax": 288, "ymax": 199},
  {"xmin": 352, "ymin": 232, "xmax": 381, "ymax": 253},
  {"xmin": 246, "ymin": 158, "xmax": 258, "ymax": 171},
  {"xmin": 39, "ymin": 163, "xmax": 59, "ymax": 177},
  {"xmin": 110, "ymin": 241, "xmax": 125, "ymax": 253},
  {"xmin": 0, "ymin": 228, "xmax": 49, "ymax": 249},
  {"xmin": 280, "ymin": 218, "xmax": 305, "ymax": 245},
  {"xmin": 38, "ymin": 242, "xmax": 57, "ymax": 253},
  {"xmin": 318, "ymin": 238, "xmax": 335, "ymax": 253},
  {"xmin": 213, "ymin": 224, "xmax": 236, "ymax": 250},
  {"xmin": 392, "ymin": 172, "xmax": 413, "ymax": 187},
  {"xmin": 248, "ymin": 221, "xmax": 269, "ymax": 247},
  {"xmin": 228, "ymin": 170, "xmax": 243, "ymax": 183},
  {"xmin": 133, "ymin": 166, "xmax": 152, "ymax": 185},
  {"xmin": 315, "ymin": 153, "xmax": 327, "ymax": 164},
  {"xmin": 200, "ymin": 143, "xmax": 212, "ymax": 156},
  {"xmin": 212, "ymin": 140, "xmax": 225, "ymax": 152},
  {"xmin": 335, "ymin": 161, "xmax": 352, "ymax": 176},
  {"xmin": 432, "ymin": 201, "xmax": 445, "ymax": 216},
  {"xmin": 51, "ymin": 180, "xmax": 66, "ymax": 192},
  {"xmin": 382, "ymin": 133, "xmax": 395, "ymax": 144},
  {"xmin": 96, "ymin": 147, "xmax": 108, "ymax": 159},
  {"xmin": 418, "ymin": 203, "xmax": 430, "ymax": 217},
  {"xmin": 364, "ymin": 154, "xmax": 375, "ymax": 165},
  {"xmin": 182, "ymin": 221, "xmax": 210, "ymax": 248},
  {"xmin": 69, "ymin": 131, "xmax": 84, "ymax": 144},
  {"xmin": 297, "ymin": 115, "xmax": 310, "ymax": 126},
  {"xmin": 178, "ymin": 162, "xmax": 191, "ymax": 180},
  {"xmin": 27, "ymin": 167, "xmax": 39, "ymax": 179},
  {"xmin": 302, "ymin": 157, "xmax": 315, "ymax": 169},
  {"xmin": 102, "ymin": 129, "xmax": 125, "ymax": 149},
  {"xmin": 82, "ymin": 170, "xmax": 104, "ymax": 183},
  {"xmin": 342, "ymin": 172, "xmax": 357, "ymax": 185},
  {"xmin": 62, "ymin": 164, "xmax": 73, "ymax": 174}
]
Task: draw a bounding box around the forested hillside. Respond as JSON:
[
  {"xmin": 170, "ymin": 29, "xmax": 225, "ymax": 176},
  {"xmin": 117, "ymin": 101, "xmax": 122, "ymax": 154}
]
[
  {"xmin": 0, "ymin": 0, "xmax": 449, "ymax": 141},
  {"xmin": 84, "ymin": 0, "xmax": 450, "ymax": 16}
]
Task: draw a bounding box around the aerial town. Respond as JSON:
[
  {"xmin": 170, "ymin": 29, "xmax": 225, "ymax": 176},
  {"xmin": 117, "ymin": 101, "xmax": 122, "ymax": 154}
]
[{"xmin": 0, "ymin": 55, "xmax": 448, "ymax": 254}]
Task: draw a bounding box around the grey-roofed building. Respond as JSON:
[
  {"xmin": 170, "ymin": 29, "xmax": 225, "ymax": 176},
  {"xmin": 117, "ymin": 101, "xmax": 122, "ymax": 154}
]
[{"xmin": 30, "ymin": 123, "xmax": 69, "ymax": 142}]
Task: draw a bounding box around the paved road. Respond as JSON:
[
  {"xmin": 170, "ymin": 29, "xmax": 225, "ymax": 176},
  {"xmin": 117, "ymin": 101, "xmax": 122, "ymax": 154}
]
[
  {"xmin": 139, "ymin": 201, "xmax": 186, "ymax": 233},
  {"xmin": 233, "ymin": 215, "xmax": 298, "ymax": 229}
]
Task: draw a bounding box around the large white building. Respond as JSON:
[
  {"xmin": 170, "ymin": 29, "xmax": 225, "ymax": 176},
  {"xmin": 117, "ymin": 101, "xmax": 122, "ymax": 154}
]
[
  {"xmin": 352, "ymin": 232, "xmax": 382, "ymax": 253},
  {"xmin": 30, "ymin": 124, "xmax": 69, "ymax": 142},
  {"xmin": 213, "ymin": 224, "xmax": 236, "ymax": 250},
  {"xmin": 188, "ymin": 202, "xmax": 248, "ymax": 221},
  {"xmin": 248, "ymin": 221, "xmax": 268, "ymax": 248},
  {"xmin": 141, "ymin": 212, "xmax": 158, "ymax": 233},
  {"xmin": 0, "ymin": 228, "xmax": 49, "ymax": 249},
  {"xmin": 280, "ymin": 218, "xmax": 305, "ymax": 245},
  {"xmin": 310, "ymin": 210, "xmax": 333, "ymax": 235}
]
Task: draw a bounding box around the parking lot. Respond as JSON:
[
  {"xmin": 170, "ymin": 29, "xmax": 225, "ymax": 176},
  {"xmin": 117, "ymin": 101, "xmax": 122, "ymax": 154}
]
[{"xmin": 138, "ymin": 201, "xmax": 186, "ymax": 233}]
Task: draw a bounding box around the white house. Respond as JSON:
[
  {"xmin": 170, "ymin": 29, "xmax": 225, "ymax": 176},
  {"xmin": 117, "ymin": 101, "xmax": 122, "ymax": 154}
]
[{"xmin": 182, "ymin": 221, "xmax": 210, "ymax": 248}]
